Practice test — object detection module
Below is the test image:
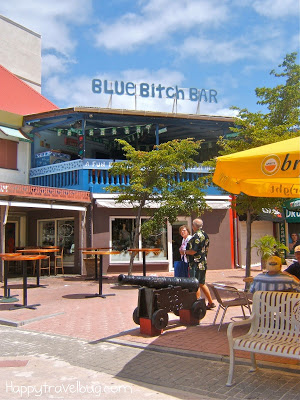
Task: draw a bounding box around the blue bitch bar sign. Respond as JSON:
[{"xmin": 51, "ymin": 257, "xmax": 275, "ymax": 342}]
[{"xmin": 92, "ymin": 79, "xmax": 218, "ymax": 103}]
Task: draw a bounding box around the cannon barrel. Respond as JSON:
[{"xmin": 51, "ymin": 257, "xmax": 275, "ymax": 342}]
[{"xmin": 118, "ymin": 274, "xmax": 199, "ymax": 292}]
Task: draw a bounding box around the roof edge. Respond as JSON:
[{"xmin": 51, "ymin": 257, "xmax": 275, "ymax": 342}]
[
  {"xmin": 24, "ymin": 106, "xmax": 235, "ymax": 123},
  {"xmin": 0, "ymin": 110, "xmax": 23, "ymax": 128}
]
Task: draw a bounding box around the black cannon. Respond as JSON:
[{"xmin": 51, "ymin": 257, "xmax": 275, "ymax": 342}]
[
  {"xmin": 118, "ymin": 274, "xmax": 206, "ymax": 335},
  {"xmin": 118, "ymin": 274, "xmax": 200, "ymax": 291}
]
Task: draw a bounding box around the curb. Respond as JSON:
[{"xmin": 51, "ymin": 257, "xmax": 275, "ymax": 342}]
[
  {"xmin": 0, "ymin": 312, "xmax": 64, "ymax": 327},
  {"xmin": 104, "ymin": 337, "xmax": 300, "ymax": 375}
]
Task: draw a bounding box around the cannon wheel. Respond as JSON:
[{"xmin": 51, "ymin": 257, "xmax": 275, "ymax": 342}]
[
  {"xmin": 133, "ymin": 307, "xmax": 140, "ymax": 325},
  {"xmin": 152, "ymin": 309, "xmax": 168, "ymax": 330},
  {"xmin": 191, "ymin": 300, "xmax": 206, "ymax": 320}
]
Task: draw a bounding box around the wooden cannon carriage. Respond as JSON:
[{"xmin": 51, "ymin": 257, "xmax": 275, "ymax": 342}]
[{"xmin": 118, "ymin": 274, "xmax": 206, "ymax": 335}]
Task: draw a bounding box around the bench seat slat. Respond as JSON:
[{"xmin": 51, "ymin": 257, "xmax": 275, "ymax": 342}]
[
  {"xmin": 226, "ymin": 291, "xmax": 300, "ymax": 386},
  {"xmin": 234, "ymin": 337, "xmax": 299, "ymax": 358}
]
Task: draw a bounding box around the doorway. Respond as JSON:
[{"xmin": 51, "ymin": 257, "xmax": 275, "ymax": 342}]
[
  {"xmin": 170, "ymin": 218, "xmax": 192, "ymax": 269},
  {"xmin": 37, "ymin": 218, "xmax": 75, "ymax": 265},
  {"xmin": 5, "ymin": 222, "xmax": 17, "ymax": 253}
]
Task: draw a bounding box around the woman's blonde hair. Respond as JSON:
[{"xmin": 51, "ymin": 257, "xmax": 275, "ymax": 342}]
[{"xmin": 179, "ymin": 225, "xmax": 190, "ymax": 235}]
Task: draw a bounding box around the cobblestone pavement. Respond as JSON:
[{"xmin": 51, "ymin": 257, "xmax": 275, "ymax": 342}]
[{"xmin": 0, "ymin": 325, "xmax": 299, "ymax": 400}]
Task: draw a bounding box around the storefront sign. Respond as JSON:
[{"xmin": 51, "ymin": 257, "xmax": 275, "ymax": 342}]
[
  {"xmin": 64, "ymin": 137, "xmax": 78, "ymax": 148},
  {"xmin": 82, "ymin": 159, "xmax": 118, "ymax": 170},
  {"xmin": 260, "ymin": 208, "xmax": 285, "ymax": 222},
  {"xmin": 284, "ymin": 198, "xmax": 300, "ymax": 211},
  {"xmin": 92, "ymin": 79, "xmax": 218, "ymax": 103},
  {"xmin": 285, "ymin": 209, "xmax": 300, "ymax": 222}
]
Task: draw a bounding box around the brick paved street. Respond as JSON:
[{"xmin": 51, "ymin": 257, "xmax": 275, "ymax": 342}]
[{"xmin": 0, "ymin": 268, "xmax": 299, "ymax": 399}]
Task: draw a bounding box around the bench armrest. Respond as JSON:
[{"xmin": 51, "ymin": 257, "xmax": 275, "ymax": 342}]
[{"xmin": 227, "ymin": 313, "xmax": 255, "ymax": 346}]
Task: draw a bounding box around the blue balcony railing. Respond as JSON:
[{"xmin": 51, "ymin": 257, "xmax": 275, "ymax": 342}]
[{"xmin": 29, "ymin": 158, "xmax": 221, "ymax": 194}]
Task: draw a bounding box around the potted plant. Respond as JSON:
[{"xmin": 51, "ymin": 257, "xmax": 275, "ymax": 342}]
[{"xmin": 252, "ymin": 235, "xmax": 289, "ymax": 270}]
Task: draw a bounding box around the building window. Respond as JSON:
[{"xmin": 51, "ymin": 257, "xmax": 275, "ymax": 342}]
[
  {"xmin": 110, "ymin": 217, "xmax": 168, "ymax": 262},
  {"xmin": 0, "ymin": 139, "xmax": 17, "ymax": 169},
  {"xmin": 37, "ymin": 218, "xmax": 75, "ymax": 264}
]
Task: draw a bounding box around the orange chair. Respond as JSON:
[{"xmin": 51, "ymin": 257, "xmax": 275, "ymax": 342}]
[
  {"xmin": 54, "ymin": 247, "xmax": 64, "ymax": 275},
  {"xmin": 39, "ymin": 256, "xmax": 51, "ymax": 276}
]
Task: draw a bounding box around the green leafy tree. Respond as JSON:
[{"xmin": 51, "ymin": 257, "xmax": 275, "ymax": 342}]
[
  {"xmin": 216, "ymin": 53, "xmax": 300, "ymax": 282},
  {"xmin": 108, "ymin": 138, "xmax": 208, "ymax": 274}
]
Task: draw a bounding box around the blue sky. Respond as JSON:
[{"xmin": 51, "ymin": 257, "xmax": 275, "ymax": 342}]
[{"xmin": 1, "ymin": 0, "xmax": 299, "ymax": 116}]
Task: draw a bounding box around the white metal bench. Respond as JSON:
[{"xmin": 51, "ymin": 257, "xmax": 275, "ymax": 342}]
[{"xmin": 226, "ymin": 291, "xmax": 300, "ymax": 386}]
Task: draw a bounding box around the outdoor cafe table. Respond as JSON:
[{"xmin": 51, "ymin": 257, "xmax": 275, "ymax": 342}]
[
  {"xmin": 17, "ymin": 248, "xmax": 59, "ymax": 286},
  {"xmin": 0, "ymin": 254, "xmax": 48, "ymax": 309},
  {"xmin": 79, "ymin": 247, "xmax": 111, "ymax": 279},
  {"xmin": 81, "ymin": 250, "xmax": 120, "ymax": 298},
  {"xmin": 127, "ymin": 248, "xmax": 161, "ymax": 276}
]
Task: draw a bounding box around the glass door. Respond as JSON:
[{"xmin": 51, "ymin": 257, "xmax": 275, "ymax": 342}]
[
  {"xmin": 57, "ymin": 219, "xmax": 75, "ymax": 264},
  {"xmin": 37, "ymin": 218, "xmax": 75, "ymax": 264},
  {"xmin": 38, "ymin": 220, "xmax": 55, "ymax": 246},
  {"xmin": 170, "ymin": 218, "xmax": 191, "ymax": 269}
]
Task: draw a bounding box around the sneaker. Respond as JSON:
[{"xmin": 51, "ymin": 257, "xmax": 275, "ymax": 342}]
[{"xmin": 206, "ymin": 302, "xmax": 216, "ymax": 310}]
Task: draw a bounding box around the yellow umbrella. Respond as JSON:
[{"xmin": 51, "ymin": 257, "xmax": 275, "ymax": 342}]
[{"xmin": 213, "ymin": 136, "xmax": 300, "ymax": 198}]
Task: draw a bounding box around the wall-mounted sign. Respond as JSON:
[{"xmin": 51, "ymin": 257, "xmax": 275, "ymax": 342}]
[
  {"xmin": 285, "ymin": 209, "xmax": 300, "ymax": 222},
  {"xmin": 92, "ymin": 79, "xmax": 218, "ymax": 103},
  {"xmin": 64, "ymin": 137, "xmax": 78, "ymax": 147},
  {"xmin": 284, "ymin": 198, "xmax": 300, "ymax": 211},
  {"xmin": 260, "ymin": 208, "xmax": 285, "ymax": 222},
  {"xmin": 279, "ymin": 222, "xmax": 286, "ymax": 246},
  {"xmin": 82, "ymin": 159, "xmax": 118, "ymax": 170}
]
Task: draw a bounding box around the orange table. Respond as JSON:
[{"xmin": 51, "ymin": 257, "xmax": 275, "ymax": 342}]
[
  {"xmin": 79, "ymin": 247, "xmax": 112, "ymax": 250},
  {"xmin": 0, "ymin": 254, "xmax": 48, "ymax": 309},
  {"xmin": 82, "ymin": 250, "xmax": 120, "ymax": 298},
  {"xmin": 17, "ymin": 248, "xmax": 59, "ymax": 286},
  {"xmin": 0, "ymin": 253, "xmax": 21, "ymax": 300},
  {"xmin": 79, "ymin": 248, "xmax": 112, "ymax": 279},
  {"xmin": 17, "ymin": 248, "xmax": 59, "ymax": 254},
  {"xmin": 127, "ymin": 248, "xmax": 161, "ymax": 276}
]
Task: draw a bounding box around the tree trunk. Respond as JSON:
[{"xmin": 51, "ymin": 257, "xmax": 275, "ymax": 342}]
[
  {"xmin": 245, "ymin": 209, "xmax": 252, "ymax": 290},
  {"xmin": 128, "ymin": 199, "xmax": 145, "ymax": 275}
]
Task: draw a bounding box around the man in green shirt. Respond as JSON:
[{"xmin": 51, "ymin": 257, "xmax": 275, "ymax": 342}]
[{"xmin": 182, "ymin": 218, "xmax": 216, "ymax": 310}]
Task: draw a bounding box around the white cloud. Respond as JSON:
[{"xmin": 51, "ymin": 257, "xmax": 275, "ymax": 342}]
[
  {"xmin": 0, "ymin": 0, "xmax": 93, "ymax": 56},
  {"xmin": 43, "ymin": 67, "xmax": 236, "ymax": 117},
  {"xmin": 42, "ymin": 54, "xmax": 75, "ymax": 77},
  {"xmin": 119, "ymin": 68, "xmax": 185, "ymax": 86},
  {"xmin": 176, "ymin": 19, "xmax": 296, "ymax": 65},
  {"xmin": 213, "ymin": 107, "xmax": 239, "ymax": 117},
  {"xmin": 177, "ymin": 37, "xmax": 249, "ymax": 64},
  {"xmin": 93, "ymin": 0, "xmax": 229, "ymax": 51},
  {"xmin": 290, "ymin": 33, "xmax": 300, "ymax": 51},
  {"xmin": 251, "ymin": 0, "xmax": 299, "ymax": 18}
]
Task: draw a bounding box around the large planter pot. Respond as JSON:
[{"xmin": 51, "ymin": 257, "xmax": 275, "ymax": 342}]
[{"xmin": 83, "ymin": 258, "xmax": 98, "ymax": 278}]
